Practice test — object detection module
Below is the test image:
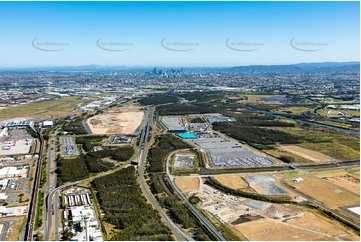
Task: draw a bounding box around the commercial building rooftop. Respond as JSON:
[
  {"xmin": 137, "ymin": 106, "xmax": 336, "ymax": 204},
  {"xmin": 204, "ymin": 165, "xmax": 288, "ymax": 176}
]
[
  {"xmin": 0, "ymin": 166, "xmax": 20, "ymax": 178},
  {"xmin": 177, "ymin": 133, "xmax": 198, "ymax": 139}
]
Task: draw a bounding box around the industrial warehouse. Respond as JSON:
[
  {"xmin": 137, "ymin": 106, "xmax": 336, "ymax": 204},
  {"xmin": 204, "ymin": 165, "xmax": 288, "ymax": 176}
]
[
  {"xmin": 62, "ymin": 188, "xmax": 103, "ymax": 241},
  {"xmin": 160, "ymin": 116, "xmax": 187, "ymax": 133}
]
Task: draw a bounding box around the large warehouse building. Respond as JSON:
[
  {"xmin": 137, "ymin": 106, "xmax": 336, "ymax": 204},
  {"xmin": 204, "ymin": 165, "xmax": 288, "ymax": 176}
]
[{"xmin": 161, "ymin": 116, "xmax": 187, "ymax": 133}]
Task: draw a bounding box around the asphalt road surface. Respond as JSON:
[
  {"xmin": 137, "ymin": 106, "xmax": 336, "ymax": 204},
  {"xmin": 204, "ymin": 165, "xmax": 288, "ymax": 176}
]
[
  {"xmin": 137, "ymin": 107, "xmax": 193, "ymax": 241},
  {"xmin": 166, "ymin": 151, "xmax": 227, "ymax": 241},
  {"xmin": 0, "ymin": 220, "xmax": 15, "ymax": 241},
  {"xmin": 24, "ymin": 130, "xmax": 44, "ymax": 241},
  {"xmin": 43, "ymin": 162, "xmax": 132, "ymax": 240}
]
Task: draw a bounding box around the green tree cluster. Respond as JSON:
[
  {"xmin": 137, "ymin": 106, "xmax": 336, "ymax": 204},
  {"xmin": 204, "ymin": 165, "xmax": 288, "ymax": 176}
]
[{"xmin": 92, "ymin": 167, "xmax": 173, "ymax": 241}]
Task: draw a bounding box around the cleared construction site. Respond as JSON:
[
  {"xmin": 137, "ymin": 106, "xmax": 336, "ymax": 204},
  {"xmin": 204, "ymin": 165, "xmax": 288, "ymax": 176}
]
[
  {"xmin": 175, "ymin": 176, "xmax": 360, "ymax": 241},
  {"xmin": 87, "ymin": 106, "xmax": 144, "ymax": 135}
]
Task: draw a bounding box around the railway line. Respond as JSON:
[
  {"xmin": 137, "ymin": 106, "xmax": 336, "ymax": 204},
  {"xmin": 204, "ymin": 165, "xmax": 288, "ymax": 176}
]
[{"xmin": 24, "ymin": 131, "xmax": 44, "ymax": 241}]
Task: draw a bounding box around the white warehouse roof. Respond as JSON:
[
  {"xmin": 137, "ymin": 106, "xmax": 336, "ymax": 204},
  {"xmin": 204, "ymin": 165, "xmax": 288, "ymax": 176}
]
[
  {"xmin": 43, "ymin": 121, "xmax": 54, "ymax": 126},
  {"xmin": 0, "ymin": 167, "xmax": 20, "ymax": 178}
]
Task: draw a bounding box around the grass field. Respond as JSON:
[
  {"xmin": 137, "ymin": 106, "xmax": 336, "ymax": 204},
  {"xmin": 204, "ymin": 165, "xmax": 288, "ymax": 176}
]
[
  {"xmin": 287, "ymin": 210, "xmax": 360, "ymax": 241},
  {"xmin": 314, "ymin": 120, "xmax": 359, "ymax": 131},
  {"xmin": 310, "ymin": 169, "xmax": 360, "ymax": 195},
  {"xmin": 269, "ymin": 126, "xmax": 360, "ymax": 161},
  {"xmin": 310, "ymin": 97, "xmax": 358, "ymax": 104},
  {"xmin": 174, "ymin": 177, "xmax": 200, "ymax": 195},
  {"xmin": 273, "ymin": 106, "xmax": 313, "ymax": 115},
  {"xmin": 230, "ymin": 94, "xmax": 282, "ymax": 104},
  {"xmin": 213, "ymin": 175, "xmax": 256, "ymax": 193},
  {"xmin": 286, "ymin": 176, "xmax": 359, "ymax": 210},
  {"xmin": 278, "ymin": 145, "xmax": 337, "ymax": 163},
  {"xmin": 234, "ymin": 218, "xmax": 335, "ymax": 241},
  {"xmin": 317, "ymin": 108, "xmax": 360, "ymax": 118},
  {"xmin": 264, "ymin": 149, "xmax": 312, "ymax": 164},
  {"xmin": 0, "ymin": 96, "xmax": 89, "ymax": 121}
]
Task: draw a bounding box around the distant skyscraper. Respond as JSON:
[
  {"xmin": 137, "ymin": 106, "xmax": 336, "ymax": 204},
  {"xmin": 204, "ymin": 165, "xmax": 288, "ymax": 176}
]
[{"xmin": 153, "ymin": 67, "xmax": 157, "ymax": 75}]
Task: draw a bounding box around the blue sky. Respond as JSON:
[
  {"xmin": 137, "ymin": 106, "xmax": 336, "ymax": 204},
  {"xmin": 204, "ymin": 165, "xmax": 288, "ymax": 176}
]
[{"xmin": 0, "ymin": 1, "xmax": 359, "ymax": 67}]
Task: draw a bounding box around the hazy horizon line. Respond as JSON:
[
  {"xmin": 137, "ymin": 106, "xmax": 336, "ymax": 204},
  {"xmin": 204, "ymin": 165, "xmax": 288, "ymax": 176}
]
[{"xmin": 0, "ymin": 60, "xmax": 359, "ymax": 70}]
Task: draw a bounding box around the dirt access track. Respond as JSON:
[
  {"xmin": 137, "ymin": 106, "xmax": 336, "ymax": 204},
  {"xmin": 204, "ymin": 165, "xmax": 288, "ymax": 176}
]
[{"xmin": 87, "ymin": 107, "xmax": 144, "ymax": 135}]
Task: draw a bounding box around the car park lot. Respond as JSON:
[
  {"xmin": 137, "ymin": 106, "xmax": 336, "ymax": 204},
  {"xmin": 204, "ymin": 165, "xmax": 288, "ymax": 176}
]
[
  {"xmin": 174, "ymin": 153, "xmax": 195, "ymax": 170},
  {"xmin": 190, "ymin": 132, "xmax": 274, "ymax": 167},
  {"xmin": 60, "ymin": 136, "xmax": 78, "ymax": 156},
  {"xmin": 0, "ymin": 130, "xmax": 34, "ymax": 156}
]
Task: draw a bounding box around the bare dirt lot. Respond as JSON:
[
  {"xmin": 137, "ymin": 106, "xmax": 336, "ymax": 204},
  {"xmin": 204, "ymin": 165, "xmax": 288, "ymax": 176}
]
[
  {"xmin": 174, "ymin": 177, "xmax": 200, "ymax": 195},
  {"xmin": 279, "ymin": 145, "xmax": 337, "ymax": 163},
  {"xmin": 87, "ymin": 109, "xmax": 143, "ymax": 135}
]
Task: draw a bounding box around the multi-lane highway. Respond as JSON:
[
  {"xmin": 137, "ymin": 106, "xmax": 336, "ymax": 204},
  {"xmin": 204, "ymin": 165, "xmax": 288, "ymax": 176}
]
[
  {"xmin": 137, "ymin": 107, "xmax": 194, "ymax": 241},
  {"xmin": 43, "ymin": 137, "xmax": 57, "ymax": 241},
  {"xmin": 44, "ymin": 107, "xmax": 193, "ymax": 241}
]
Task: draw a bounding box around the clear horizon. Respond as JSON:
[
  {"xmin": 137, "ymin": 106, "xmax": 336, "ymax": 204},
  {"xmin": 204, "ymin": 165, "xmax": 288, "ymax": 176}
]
[{"xmin": 0, "ymin": 1, "xmax": 359, "ymax": 67}]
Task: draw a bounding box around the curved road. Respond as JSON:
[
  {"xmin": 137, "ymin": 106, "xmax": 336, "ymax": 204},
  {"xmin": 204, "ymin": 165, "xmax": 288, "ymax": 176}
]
[
  {"xmin": 0, "ymin": 220, "xmax": 16, "ymax": 241},
  {"xmin": 43, "ymin": 162, "xmax": 132, "ymax": 240},
  {"xmin": 166, "ymin": 151, "xmax": 227, "ymax": 241},
  {"xmin": 44, "ymin": 107, "xmax": 192, "ymax": 241}
]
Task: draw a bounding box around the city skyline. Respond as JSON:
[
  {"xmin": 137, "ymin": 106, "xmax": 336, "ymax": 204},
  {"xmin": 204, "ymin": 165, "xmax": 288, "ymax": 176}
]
[{"xmin": 0, "ymin": 1, "xmax": 359, "ymax": 67}]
